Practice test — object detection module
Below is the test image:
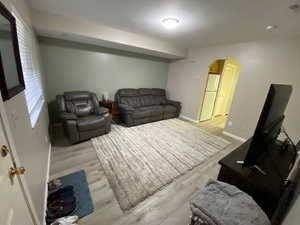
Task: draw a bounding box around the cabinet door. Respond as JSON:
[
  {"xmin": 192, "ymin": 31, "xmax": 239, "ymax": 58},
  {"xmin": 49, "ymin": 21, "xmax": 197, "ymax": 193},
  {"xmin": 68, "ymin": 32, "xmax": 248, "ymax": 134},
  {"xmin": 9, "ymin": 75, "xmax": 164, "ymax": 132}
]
[
  {"xmin": 200, "ymin": 92, "xmax": 217, "ymax": 121},
  {"xmin": 206, "ymin": 74, "xmax": 220, "ymax": 91}
]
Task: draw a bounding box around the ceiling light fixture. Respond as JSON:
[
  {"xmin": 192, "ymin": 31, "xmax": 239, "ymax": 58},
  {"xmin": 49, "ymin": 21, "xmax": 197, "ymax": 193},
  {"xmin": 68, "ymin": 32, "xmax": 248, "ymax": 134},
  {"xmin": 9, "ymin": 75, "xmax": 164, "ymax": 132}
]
[
  {"xmin": 265, "ymin": 25, "xmax": 278, "ymax": 30},
  {"xmin": 162, "ymin": 18, "xmax": 180, "ymax": 29},
  {"xmin": 289, "ymin": 4, "xmax": 300, "ymax": 12}
]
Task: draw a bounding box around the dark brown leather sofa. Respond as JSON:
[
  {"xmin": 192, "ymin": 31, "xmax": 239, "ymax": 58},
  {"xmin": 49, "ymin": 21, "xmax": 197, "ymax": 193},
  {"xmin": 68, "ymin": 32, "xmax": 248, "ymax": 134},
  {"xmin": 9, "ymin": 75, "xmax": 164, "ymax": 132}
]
[{"xmin": 115, "ymin": 88, "xmax": 181, "ymax": 126}]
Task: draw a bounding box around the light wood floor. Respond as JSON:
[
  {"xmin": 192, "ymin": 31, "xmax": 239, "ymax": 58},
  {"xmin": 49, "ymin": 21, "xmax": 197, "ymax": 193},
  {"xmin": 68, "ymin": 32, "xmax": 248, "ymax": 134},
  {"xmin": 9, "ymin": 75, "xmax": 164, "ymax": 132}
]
[
  {"xmin": 50, "ymin": 120, "xmax": 241, "ymax": 225},
  {"xmin": 197, "ymin": 115, "xmax": 228, "ymax": 134}
]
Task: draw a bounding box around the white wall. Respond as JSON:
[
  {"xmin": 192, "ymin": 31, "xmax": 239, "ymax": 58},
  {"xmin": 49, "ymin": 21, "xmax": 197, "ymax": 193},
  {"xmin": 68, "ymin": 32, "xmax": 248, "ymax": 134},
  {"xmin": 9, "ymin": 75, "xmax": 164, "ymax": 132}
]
[
  {"xmin": 167, "ymin": 38, "xmax": 300, "ymax": 142},
  {"xmin": 1, "ymin": 1, "xmax": 50, "ymax": 224}
]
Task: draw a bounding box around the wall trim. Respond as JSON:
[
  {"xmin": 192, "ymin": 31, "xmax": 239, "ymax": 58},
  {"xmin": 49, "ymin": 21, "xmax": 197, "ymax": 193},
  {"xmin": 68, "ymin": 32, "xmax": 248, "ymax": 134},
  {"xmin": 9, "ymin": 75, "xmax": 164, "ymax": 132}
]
[
  {"xmin": 43, "ymin": 143, "xmax": 51, "ymax": 225},
  {"xmin": 223, "ymin": 131, "xmax": 247, "ymax": 142},
  {"xmin": 180, "ymin": 114, "xmax": 199, "ymax": 123}
]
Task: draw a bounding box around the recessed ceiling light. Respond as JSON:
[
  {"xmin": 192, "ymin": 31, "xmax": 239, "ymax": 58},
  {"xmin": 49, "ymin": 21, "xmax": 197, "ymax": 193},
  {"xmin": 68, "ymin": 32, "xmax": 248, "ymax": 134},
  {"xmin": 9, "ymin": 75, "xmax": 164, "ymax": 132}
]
[
  {"xmin": 162, "ymin": 18, "xmax": 180, "ymax": 30},
  {"xmin": 265, "ymin": 25, "xmax": 278, "ymax": 30}
]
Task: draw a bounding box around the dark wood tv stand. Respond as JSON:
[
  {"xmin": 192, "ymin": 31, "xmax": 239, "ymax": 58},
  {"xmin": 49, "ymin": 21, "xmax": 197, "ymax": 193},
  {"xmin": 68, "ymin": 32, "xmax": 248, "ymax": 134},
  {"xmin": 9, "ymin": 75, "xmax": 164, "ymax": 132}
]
[{"xmin": 218, "ymin": 138, "xmax": 295, "ymax": 219}]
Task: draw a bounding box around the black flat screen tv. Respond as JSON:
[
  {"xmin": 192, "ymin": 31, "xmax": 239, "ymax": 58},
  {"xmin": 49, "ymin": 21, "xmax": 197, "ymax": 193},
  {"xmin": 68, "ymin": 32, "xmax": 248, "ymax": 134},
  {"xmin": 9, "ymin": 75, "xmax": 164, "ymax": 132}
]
[{"xmin": 243, "ymin": 84, "xmax": 293, "ymax": 168}]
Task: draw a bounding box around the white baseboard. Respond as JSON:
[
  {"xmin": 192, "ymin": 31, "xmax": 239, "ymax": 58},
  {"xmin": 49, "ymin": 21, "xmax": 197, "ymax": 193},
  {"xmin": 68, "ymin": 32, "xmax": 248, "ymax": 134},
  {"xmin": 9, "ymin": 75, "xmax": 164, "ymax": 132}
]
[
  {"xmin": 223, "ymin": 131, "xmax": 247, "ymax": 142},
  {"xmin": 43, "ymin": 143, "xmax": 51, "ymax": 225},
  {"xmin": 180, "ymin": 115, "xmax": 199, "ymax": 123}
]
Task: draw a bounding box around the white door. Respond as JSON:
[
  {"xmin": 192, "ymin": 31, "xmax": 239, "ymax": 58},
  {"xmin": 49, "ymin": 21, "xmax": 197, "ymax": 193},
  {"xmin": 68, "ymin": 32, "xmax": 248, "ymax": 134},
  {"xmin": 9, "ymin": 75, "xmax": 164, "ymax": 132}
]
[{"xmin": 0, "ymin": 113, "xmax": 34, "ymax": 225}]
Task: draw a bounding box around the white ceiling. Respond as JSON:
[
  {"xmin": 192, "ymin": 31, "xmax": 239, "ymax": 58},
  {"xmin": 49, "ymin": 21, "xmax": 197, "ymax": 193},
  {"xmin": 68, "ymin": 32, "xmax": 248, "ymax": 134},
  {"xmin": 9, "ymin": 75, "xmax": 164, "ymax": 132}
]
[{"xmin": 28, "ymin": 0, "xmax": 300, "ymax": 48}]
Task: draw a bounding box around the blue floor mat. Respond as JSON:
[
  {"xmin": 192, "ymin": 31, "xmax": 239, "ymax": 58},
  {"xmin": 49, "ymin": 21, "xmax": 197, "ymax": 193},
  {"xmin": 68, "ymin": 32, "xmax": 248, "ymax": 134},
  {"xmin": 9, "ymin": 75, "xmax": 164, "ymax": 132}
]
[{"xmin": 49, "ymin": 170, "xmax": 94, "ymax": 218}]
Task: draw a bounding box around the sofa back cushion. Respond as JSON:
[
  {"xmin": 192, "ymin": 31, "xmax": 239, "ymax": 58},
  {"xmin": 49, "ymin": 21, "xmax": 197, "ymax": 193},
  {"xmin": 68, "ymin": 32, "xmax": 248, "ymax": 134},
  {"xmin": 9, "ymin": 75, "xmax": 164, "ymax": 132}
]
[
  {"xmin": 117, "ymin": 89, "xmax": 139, "ymax": 97},
  {"xmin": 64, "ymin": 91, "xmax": 97, "ymax": 117},
  {"xmin": 138, "ymin": 88, "xmax": 154, "ymax": 107},
  {"xmin": 152, "ymin": 88, "xmax": 167, "ymax": 105},
  {"xmin": 119, "ymin": 97, "xmax": 141, "ymax": 108},
  {"xmin": 117, "ymin": 89, "xmax": 141, "ymax": 108}
]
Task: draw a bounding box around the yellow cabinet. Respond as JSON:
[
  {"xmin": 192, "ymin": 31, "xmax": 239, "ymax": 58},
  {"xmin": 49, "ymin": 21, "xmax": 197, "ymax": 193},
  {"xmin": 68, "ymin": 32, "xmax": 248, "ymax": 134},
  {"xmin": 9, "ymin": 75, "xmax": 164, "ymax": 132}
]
[{"xmin": 209, "ymin": 59, "xmax": 225, "ymax": 74}]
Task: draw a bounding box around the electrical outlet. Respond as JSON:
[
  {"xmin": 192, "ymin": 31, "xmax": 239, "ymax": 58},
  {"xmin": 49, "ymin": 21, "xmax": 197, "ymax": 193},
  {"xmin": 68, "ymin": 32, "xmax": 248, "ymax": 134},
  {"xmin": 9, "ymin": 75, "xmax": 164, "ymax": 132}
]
[{"xmin": 45, "ymin": 135, "xmax": 48, "ymax": 144}]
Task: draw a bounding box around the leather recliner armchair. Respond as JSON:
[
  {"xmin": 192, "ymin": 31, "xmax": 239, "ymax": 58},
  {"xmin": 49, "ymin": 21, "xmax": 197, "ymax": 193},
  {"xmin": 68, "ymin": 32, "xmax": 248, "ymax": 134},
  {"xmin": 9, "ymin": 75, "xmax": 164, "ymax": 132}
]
[{"xmin": 56, "ymin": 91, "xmax": 111, "ymax": 144}]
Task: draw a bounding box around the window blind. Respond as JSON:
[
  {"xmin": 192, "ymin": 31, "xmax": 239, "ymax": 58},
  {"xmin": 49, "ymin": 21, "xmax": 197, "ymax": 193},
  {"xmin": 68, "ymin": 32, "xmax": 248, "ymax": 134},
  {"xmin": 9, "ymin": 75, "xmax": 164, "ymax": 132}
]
[{"xmin": 13, "ymin": 11, "xmax": 44, "ymax": 127}]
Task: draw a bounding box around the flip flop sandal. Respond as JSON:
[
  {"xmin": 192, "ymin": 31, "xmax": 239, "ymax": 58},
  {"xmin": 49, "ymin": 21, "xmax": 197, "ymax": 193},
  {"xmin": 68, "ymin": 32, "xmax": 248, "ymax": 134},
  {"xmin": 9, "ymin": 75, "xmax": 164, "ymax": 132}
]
[
  {"xmin": 48, "ymin": 196, "xmax": 76, "ymax": 211},
  {"xmin": 47, "ymin": 196, "xmax": 76, "ymax": 210},
  {"xmin": 48, "ymin": 191, "xmax": 75, "ymax": 204},
  {"xmin": 48, "ymin": 186, "xmax": 74, "ymax": 203},
  {"xmin": 54, "ymin": 215, "xmax": 79, "ymax": 224},
  {"xmin": 46, "ymin": 200, "xmax": 77, "ymax": 224}
]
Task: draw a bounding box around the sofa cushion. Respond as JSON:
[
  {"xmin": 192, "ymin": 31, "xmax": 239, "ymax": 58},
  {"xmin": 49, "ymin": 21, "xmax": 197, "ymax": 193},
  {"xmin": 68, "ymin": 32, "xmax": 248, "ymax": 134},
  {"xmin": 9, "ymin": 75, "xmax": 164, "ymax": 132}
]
[
  {"xmin": 132, "ymin": 109, "xmax": 152, "ymax": 119},
  {"xmin": 151, "ymin": 89, "xmax": 167, "ymax": 105},
  {"xmin": 66, "ymin": 100, "xmax": 94, "ymax": 117},
  {"xmin": 64, "ymin": 91, "xmax": 90, "ymax": 100},
  {"xmin": 118, "ymin": 89, "xmax": 138, "ymax": 97},
  {"xmin": 140, "ymin": 96, "xmax": 154, "ymax": 106},
  {"xmin": 140, "ymin": 106, "xmax": 163, "ymax": 116},
  {"xmin": 138, "ymin": 88, "xmax": 152, "ymax": 95},
  {"xmin": 163, "ymin": 105, "xmax": 178, "ymax": 114},
  {"xmin": 152, "ymin": 96, "xmax": 167, "ymax": 105},
  {"xmin": 139, "ymin": 89, "xmax": 155, "ymax": 107},
  {"xmin": 77, "ymin": 115, "xmax": 106, "ymax": 132},
  {"xmin": 119, "ymin": 96, "xmax": 141, "ymax": 108}
]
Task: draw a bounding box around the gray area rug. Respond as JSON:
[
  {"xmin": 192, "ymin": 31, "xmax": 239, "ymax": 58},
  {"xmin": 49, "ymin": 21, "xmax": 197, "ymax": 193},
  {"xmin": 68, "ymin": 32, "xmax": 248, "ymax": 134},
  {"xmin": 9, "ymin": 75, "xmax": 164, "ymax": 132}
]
[{"xmin": 92, "ymin": 119, "xmax": 230, "ymax": 211}]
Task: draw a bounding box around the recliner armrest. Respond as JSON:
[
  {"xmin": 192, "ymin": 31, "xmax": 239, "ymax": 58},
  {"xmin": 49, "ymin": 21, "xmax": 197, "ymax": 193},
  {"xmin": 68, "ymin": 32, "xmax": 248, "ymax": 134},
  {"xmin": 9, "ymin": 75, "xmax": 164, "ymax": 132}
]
[
  {"xmin": 118, "ymin": 104, "xmax": 135, "ymax": 113},
  {"xmin": 65, "ymin": 120, "xmax": 79, "ymax": 144},
  {"xmin": 95, "ymin": 106, "xmax": 109, "ymax": 116},
  {"xmin": 59, "ymin": 112, "xmax": 77, "ymax": 120},
  {"xmin": 56, "ymin": 95, "xmax": 66, "ymax": 112}
]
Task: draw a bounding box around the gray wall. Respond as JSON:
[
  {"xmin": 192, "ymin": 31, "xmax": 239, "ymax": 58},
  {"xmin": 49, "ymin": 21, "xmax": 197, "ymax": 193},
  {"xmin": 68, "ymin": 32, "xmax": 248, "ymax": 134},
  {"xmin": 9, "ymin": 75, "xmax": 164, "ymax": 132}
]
[
  {"xmin": 167, "ymin": 38, "xmax": 300, "ymax": 142},
  {"xmin": 39, "ymin": 38, "xmax": 170, "ymax": 102}
]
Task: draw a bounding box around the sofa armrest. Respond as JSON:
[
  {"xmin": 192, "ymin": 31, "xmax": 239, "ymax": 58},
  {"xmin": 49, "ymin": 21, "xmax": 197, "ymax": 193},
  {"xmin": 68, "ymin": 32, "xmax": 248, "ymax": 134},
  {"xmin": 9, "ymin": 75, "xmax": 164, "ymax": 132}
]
[
  {"xmin": 118, "ymin": 104, "xmax": 135, "ymax": 113},
  {"xmin": 166, "ymin": 100, "xmax": 181, "ymax": 108},
  {"xmin": 95, "ymin": 106, "xmax": 109, "ymax": 116},
  {"xmin": 59, "ymin": 112, "xmax": 77, "ymax": 121},
  {"xmin": 103, "ymin": 113, "xmax": 112, "ymax": 133}
]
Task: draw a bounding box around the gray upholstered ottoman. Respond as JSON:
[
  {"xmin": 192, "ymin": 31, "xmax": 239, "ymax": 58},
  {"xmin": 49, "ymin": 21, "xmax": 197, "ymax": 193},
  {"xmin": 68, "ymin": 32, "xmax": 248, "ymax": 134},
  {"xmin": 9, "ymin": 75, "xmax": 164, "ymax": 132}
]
[{"xmin": 190, "ymin": 180, "xmax": 270, "ymax": 225}]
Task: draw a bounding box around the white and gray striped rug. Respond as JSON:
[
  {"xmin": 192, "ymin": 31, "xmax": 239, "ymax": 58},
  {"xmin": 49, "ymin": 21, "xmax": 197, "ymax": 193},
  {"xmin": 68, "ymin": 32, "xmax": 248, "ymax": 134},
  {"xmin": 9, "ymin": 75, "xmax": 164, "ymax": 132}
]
[{"xmin": 92, "ymin": 119, "xmax": 230, "ymax": 211}]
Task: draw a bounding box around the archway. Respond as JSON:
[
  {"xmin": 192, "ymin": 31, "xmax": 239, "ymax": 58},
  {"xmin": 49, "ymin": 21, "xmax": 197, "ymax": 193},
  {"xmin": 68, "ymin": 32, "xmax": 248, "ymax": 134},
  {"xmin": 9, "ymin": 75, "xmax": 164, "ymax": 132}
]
[{"xmin": 198, "ymin": 58, "xmax": 240, "ymax": 133}]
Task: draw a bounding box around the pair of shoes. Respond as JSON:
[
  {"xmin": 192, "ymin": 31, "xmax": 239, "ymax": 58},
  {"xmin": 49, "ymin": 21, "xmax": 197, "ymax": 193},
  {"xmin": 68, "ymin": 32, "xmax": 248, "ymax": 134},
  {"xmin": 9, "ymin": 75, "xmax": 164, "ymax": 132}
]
[
  {"xmin": 48, "ymin": 186, "xmax": 75, "ymax": 209},
  {"xmin": 50, "ymin": 215, "xmax": 79, "ymax": 225},
  {"xmin": 46, "ymin": 186, "xmax": 77, "ymax": 224}
]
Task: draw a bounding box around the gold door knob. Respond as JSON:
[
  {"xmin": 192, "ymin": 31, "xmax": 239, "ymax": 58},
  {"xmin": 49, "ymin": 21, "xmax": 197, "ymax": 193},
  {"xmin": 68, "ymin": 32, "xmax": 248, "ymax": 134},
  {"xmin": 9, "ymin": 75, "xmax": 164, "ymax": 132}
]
[
  {"xmin": 9, "ymin": 167, "xmax": 26, "ymax": 178},
  {"xmin": 1, "ymin": 145, "xmax": 10, "ymax": 157}
]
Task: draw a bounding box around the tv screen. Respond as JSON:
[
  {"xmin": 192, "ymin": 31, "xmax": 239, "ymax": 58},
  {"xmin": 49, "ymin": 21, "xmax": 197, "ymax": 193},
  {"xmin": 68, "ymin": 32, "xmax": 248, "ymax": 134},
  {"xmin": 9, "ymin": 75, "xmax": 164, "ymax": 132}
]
[{"xmin": 243, "ymin": 84, "xmax": 292, "ymax": 167}]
